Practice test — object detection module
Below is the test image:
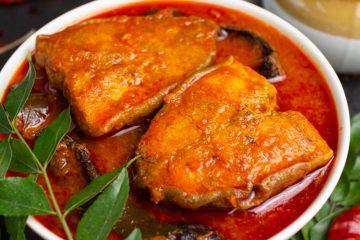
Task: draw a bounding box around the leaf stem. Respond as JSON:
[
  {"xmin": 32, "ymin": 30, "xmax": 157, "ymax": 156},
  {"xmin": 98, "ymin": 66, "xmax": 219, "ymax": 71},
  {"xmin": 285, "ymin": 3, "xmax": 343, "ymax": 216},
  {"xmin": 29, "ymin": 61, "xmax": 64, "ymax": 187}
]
[
  {"xmin": 125, "ymin": 155, "xmax": 141, "ymax": 168},
  {"xmin": 41, "ymin": 166, "xmax": 74, "ymax": 240},
  {"xmin": 13, "ymin": 127, "xmax": 74, "ymax": 240}
]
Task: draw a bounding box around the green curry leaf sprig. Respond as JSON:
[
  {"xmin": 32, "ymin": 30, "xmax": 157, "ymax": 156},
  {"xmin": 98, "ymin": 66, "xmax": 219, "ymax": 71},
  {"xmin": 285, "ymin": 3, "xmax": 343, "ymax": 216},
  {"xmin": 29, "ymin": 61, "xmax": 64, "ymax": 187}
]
[
  {"xmin": 0, "ymin": 57, "xmax": 141, "ymax": 240},
  {"xmin": 291, "ymin": 113, "xmax": 360, "ymax": 240}
]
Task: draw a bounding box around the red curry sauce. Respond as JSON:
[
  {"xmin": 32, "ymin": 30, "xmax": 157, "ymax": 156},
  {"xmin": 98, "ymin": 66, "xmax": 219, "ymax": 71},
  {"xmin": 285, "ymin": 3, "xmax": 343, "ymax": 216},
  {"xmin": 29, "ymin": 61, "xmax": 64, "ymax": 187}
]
[{"xmin": 3, "ymin": 2, "xmax": 338, "ymax": 239}]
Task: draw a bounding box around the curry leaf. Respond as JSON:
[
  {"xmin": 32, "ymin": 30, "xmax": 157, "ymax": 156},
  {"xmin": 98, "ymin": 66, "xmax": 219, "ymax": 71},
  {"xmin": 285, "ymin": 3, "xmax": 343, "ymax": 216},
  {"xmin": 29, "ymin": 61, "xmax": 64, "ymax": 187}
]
[
  {"xmin": 315, "ymin": 202, "xmax": 331, "ymax": 222},
  {"xmin": 4, "ymin": 56, "xmax": 36, "ymax": 122},
  {"xmin": 9, "ymin": 138, "xmax": 38, "ymax": 174},
  {"xmin": 330, "ymin": 174, "xmax": 350, "ymax": 203},
  {"xmin": 76, "ymin": 168, "xmax": 130, "ymax": 240},
  {"xmin": 290, "ymin": 233, "xmax": 303, "ymax": 240},
  {"xmin": 344, "ymin": 147, "xmax": 357, "ymax": 176},
  {"xmin": 0, "ymin": 105, "xmax": 13, "ymax": 134},
  {"xmin": 64, "ymin": 156, "xmax": 140, "ymax": 215},
  {"xmin": 309, "ymin": 219, "xmax": 331, "ymax": 240},
  {"xmin": 301, "ymin": 219, "xmax": 316, "ymax": 240},
  {"xmin": 27, "ymin": 173, "xmax": 38, "ymax": 182},
  {"xmin": 348, "ymin": 156, "xmax": 360, "ymax": 181},
  {"xmin": 344, "ymin": 113, "xmax": 360, "ymax": 175},
  {"xmin": 0, "ymin": 177, "xmax": 54, "ymax": 216},
  {"xmin": 350, "ymin": 113, "xmax": 360, "ymax": 153},
  {"xmin": 0, "ymin": 55, "xmax": 74, "ymax": 240},
  {"xmin": 339, "ymin": 181, "xmax": 360, "ymax": 207},
  {"xmin": 309, "ymin": 209, "xmax": 344, "ymax": 240},
  {"xmin": 33, "ymin": 108, "xmax": 72, "ymax": 166},
  {"xmin": 64, "ymin": 168, "xmax": 120, "ymax": 215},
  {"xmin": 0, "ymin": 137, "xmax": 12, "ymax": 178},
  {"xmin": 4, "ymin": 216, "xmax": 27, "ymax": 240},
  {"xmin": 126, "ymin": 228, "xmax": 142, "ymax": 240}
]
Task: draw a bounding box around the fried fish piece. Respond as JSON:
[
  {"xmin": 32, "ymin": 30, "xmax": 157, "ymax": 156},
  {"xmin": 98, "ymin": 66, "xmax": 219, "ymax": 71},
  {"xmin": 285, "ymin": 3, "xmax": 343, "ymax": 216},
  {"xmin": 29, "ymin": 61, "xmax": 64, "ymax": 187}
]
[
  {"xmin": 35, "ymin": 9, "xmax": 218, "ymax": 137},
  {"xmin": 135, "ymin": 58, "xmax": 333, "ymax": 209}
]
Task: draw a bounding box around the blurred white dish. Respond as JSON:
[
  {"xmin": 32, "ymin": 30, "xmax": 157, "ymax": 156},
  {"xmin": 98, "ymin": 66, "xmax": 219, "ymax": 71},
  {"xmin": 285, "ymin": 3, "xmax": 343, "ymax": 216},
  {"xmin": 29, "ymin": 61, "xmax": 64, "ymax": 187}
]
[
  {"xmin": 0, "ymin": 0, "xmax": 350, "ymax": 239},
  {"xmin": 264, "ymin": 0, "xmax": 360, "ymax": 73}
]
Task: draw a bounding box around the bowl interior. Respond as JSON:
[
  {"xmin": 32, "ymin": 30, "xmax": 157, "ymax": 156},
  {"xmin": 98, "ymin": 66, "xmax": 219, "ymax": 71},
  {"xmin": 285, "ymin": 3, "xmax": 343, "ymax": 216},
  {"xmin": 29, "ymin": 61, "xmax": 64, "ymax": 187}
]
[{"xmin": 0, "ymin": 0, "xmax": 350, "ymax": 239}]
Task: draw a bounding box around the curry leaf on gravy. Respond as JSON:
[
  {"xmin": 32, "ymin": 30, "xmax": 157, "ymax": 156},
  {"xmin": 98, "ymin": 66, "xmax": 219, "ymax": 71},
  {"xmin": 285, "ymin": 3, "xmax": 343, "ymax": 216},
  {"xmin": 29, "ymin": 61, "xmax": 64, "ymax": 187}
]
[
  {"xmin": 65, "ymin": 155, "xmax": 140, "ymax": 215},
  {"xmin": 9, "ymin": 139, "xmax": 38, "ymax": 174},
  {"xmin": 0, "ymin": 177, "xmax": 54, "ymax": 216},
  {"xmin": 64, "ymin": 168, "xmax": 120, "ymax": 215},
  {"xmin": 1, "ymin": 56, "xmax": 74, "ymax": 240},
  {"xmin": 76, "ymin": 168, "xmax": 130, "ymax": 240},
  {"xmin": 126, "ymin": 228, "xmax": 142, "ymax": 240},
  {"xmin": 0, "ymin": 137, "xmax": 12, "ymax": 178},
  {"xmin": 4, "ymin": 56, "xmax": 36, "ymax": 122},
  {"xmin": 4, "ymin": 216, "xmax": 27, "ymax": 240},
  {"xmin": 0, "ymin": 105, "xmax": 13, "ymax": 134},
  {"xmin": 33, "ymin": 107, "xmax": 72, "ymax": 166}
]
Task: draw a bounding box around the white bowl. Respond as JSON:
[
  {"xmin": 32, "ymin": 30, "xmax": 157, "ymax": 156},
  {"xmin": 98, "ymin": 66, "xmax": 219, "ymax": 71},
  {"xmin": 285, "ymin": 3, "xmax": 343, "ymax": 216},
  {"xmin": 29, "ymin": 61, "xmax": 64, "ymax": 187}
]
[
  {"xmin": 263, "ymin": 0, "xmax": 360, "ymax": 74},
  {"xmin": 0, "ymin": 0, "xmax": 350, "ymax": 239}
]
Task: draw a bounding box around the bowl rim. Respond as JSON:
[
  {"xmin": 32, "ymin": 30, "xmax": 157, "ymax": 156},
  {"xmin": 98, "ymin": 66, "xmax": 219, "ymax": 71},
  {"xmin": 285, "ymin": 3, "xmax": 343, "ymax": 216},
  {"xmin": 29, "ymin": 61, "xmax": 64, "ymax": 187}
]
[{"xmin": 0, "ymin": 0, "xmax": 350, "ymax": 239}]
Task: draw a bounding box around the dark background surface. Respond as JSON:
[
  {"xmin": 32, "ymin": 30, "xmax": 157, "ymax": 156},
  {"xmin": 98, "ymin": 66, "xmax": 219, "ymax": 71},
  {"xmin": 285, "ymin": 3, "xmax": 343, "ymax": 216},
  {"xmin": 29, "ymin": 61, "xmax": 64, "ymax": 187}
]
[{"xmin": 0, "ymin": 0, "xmax": 359, "ymax": 239}]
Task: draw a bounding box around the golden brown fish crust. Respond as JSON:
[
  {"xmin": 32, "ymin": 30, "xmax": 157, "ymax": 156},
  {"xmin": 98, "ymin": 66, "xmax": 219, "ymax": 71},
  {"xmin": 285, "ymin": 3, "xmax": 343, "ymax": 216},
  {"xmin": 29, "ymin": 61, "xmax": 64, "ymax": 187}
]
[
  {"xmin": 135, "ymin": 58, "xmax": 333, "ymax": 209},
  {"xmin": 35, "ymin": 9, "xmax": 218, "ymax": 136}
]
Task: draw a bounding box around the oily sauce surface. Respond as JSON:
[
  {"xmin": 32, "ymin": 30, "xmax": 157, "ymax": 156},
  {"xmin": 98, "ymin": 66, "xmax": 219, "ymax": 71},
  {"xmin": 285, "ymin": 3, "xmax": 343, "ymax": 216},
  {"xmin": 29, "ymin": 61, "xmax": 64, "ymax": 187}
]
[{"xmin": 4, "ymin": 2, "xmax": 338, "ymax": 239}]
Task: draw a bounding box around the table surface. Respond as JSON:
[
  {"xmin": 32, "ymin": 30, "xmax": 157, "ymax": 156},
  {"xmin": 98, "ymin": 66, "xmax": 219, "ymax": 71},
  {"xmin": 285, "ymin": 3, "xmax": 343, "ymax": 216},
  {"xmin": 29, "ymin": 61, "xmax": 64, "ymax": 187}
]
[{"xmin": 0, "ymin": 0, "xmax": 359, "ymax": 239}]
